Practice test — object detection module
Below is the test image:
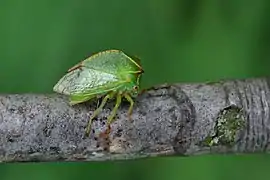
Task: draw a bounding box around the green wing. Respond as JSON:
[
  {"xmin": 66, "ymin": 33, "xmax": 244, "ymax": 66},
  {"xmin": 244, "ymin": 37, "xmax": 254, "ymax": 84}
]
[
  {"xmin": 82, "ymin": 50, "xmax": 142, "ymax": 76},
  {"xmin": 53, "ymin": 66, "xmax": 125, "ymax": 96},
  {"xmin": 53, "ymin": 50, "xmax": 143, "ymax": 105}
]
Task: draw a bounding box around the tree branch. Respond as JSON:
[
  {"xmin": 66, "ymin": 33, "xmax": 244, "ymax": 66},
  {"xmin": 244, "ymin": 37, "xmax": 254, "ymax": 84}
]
[{"xmin": 0, "ymin": 78, "xmax": 270, "ymax": 162}]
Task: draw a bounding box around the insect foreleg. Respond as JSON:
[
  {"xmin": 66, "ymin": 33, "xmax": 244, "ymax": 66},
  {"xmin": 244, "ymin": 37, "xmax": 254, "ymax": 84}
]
[
  {"xmin": 85, "ymin": 92, "xmax": 115, "ymax": 136},
  {"xmin": 124, "ymin": 94, "xmax": 134, "ymax": 120},
  {"xmin": 107, "ymin": 93, "xmax": 122, "ymax": 125}
]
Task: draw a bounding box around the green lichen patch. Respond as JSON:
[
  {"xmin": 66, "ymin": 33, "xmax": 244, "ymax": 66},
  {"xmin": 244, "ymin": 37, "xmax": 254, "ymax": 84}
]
[{"xmin": 204, "ymin": 105, "xmax": 246, "ymax": 147}]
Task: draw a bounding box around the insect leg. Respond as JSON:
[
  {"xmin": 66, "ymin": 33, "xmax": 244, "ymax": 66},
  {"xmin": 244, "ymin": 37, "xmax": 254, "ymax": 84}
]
[
  {"xmin": 124, "ymin": 94, "xmax": 134, "ymax": 120},
  {"xmin": 96, "ymin": 97, "xmax": 101, "ymax": 109},
  {"xmin": 85, "ymin": 92, "xmax": 115, "ymax": 136},
  {"xmin": 107, "ymin": 93, "xmax": 122, "ymax": 125}
]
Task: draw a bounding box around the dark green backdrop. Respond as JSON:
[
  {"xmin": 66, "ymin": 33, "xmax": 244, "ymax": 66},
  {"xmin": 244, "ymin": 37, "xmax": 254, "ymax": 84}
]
[{"xmin": 1, "ymin": 0, "xmax": 270, "ymax": 179}]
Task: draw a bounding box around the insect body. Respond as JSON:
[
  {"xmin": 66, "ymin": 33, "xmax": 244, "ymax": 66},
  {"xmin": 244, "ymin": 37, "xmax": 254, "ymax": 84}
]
[{"xmin": 53, "ymin": 50, "xmax": 144, "ymax": 136}]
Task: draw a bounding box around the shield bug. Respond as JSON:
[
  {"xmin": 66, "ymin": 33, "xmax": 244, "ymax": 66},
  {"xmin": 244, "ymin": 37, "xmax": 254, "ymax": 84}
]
[{"xmin": 53, "ymin": 49, "xmax": 144, "ymax": 136}]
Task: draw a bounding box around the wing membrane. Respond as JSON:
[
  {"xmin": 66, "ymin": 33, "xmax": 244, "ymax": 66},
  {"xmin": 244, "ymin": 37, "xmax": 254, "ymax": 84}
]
[{"xmin": 53, "ymin": 67, "xmax": 122, "ymax": 95}]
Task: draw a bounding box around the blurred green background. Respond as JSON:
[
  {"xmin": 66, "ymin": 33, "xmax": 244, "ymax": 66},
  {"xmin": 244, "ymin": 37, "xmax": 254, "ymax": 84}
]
[{"xmin": 1, "ymin": 0, "xmax": 270, "ymax": 179}]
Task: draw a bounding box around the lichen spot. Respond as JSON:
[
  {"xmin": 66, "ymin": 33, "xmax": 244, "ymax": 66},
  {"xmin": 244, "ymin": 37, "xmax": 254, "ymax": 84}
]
[{"xmin": 204, "ymin": 105, "xmax": 246, "ymax": 147}]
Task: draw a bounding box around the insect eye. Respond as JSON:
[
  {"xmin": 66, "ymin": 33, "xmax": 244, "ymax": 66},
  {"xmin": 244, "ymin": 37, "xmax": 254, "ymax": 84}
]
[{"xmin": 133, "ymin": 86, "xmax": 138, "ymax": 90}]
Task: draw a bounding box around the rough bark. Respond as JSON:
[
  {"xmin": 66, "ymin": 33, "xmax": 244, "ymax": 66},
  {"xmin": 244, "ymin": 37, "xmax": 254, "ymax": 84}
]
[{"xmin": 0, "ymin": 78, "xmax": 270, "ymax": 163}]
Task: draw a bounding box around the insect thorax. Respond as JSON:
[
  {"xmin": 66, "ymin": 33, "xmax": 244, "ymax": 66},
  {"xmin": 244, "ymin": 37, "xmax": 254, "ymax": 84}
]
[{"xmin": 118, "ymin": 73, "xmax": 140, "ymax": 97}]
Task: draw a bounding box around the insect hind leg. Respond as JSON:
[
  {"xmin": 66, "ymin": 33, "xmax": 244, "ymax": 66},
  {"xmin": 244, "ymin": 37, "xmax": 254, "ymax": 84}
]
[{"xmin": 85, "ymin": 92, "xmax": 115, "ymax": 137}]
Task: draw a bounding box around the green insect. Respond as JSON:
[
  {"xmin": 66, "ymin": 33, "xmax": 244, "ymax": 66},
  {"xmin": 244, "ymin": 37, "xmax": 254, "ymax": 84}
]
[{"xmin": 53, "ymin": 49, "xmax": 144, "ymax": 136}]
